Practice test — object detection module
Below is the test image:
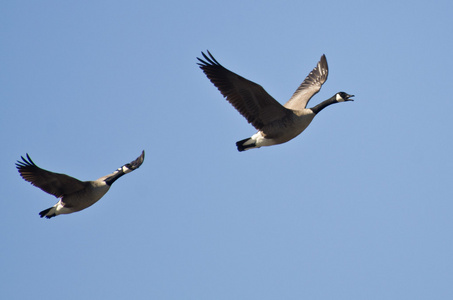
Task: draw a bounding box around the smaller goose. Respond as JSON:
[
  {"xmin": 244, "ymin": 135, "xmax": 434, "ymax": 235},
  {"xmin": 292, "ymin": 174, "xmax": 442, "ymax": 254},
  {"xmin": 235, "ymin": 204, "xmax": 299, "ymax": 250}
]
[
  {"xmin": 16, "ymin": 151, "xmax": 145, "ymax": 219},
  {"xmin": 197, "ymin": 51, "xmax": 354, "ymax": 151}
]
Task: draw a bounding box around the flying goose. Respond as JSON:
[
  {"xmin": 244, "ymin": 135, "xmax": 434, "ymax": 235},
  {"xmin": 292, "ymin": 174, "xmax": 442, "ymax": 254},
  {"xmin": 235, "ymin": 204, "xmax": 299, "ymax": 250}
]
[
  {"xmin": 197, "ymin": 51, "xmax": 354, "ymax": 151},
  {"xmin": 16, "ymin": 151, "xmax": 145, "ymax": 219}
]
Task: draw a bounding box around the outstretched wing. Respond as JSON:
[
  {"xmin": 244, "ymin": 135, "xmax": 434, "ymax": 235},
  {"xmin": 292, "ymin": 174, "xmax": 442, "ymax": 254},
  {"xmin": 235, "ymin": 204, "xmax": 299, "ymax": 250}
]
[
  {"xmin": 198, "ymin": 51, "xmax": 291, "ymax": 131},
  {"xmin": 284, "ymin": 54, "xmax": 328, "ymax": 110},
  {"xmin": 16, "ymin": 154, "xmax": 87, "ymax": 198}
]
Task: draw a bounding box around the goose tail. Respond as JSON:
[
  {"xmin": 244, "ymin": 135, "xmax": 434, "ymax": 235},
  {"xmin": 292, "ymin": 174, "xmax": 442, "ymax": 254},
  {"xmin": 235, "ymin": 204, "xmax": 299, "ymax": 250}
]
[
  {"xmin": 236, "ymin": 138, "xmax": 257, "ymax": 152},
  {"xmin": 39, "ymin": 207, "xmax": 57, "ymax": 219}
]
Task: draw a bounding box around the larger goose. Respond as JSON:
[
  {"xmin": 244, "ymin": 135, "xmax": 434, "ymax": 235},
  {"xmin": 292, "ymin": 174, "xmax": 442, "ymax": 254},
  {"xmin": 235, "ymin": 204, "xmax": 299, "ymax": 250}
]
[
  {"xmin": 16, "ymin": 151, "xmax": 145, "ymax": 219},
  {"xmin": 197, "ymin": 51, "xmax": 354, "ymax": 151}
]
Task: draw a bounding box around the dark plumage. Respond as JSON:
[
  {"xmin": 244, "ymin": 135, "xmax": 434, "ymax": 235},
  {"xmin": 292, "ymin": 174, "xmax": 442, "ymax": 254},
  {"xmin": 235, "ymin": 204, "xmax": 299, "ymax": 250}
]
[
  {"xmin": 198, "ymin": 51, "xmax": 354, "ymax": 151},
  {"xmin": 16, "ymin": 151, "xmax": 145, "ymax": 218}
]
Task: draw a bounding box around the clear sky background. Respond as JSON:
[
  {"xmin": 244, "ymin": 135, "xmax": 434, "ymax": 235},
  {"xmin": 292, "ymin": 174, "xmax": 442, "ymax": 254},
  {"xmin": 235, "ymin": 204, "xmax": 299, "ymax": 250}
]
[{"xmin": 2, "ymin": 0, "xmax": 453, "ymax": 299}]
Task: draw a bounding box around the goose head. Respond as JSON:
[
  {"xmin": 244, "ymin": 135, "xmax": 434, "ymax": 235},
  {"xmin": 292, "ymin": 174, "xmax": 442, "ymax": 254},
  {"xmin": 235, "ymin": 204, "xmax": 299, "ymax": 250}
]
[{"xmin": 336, "ymin": 92, "xmax": 354, "ymax": 102}]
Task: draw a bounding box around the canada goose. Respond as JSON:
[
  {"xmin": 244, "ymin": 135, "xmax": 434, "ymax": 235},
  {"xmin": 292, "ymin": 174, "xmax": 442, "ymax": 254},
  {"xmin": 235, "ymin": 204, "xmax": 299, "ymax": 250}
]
[
  {"xmin": 16, "ymin": 151, "xmax": 145, "ymax": 219},
  {"xmin": 197, "ymin": 51, "xmax": 354, "ymax": 151}
]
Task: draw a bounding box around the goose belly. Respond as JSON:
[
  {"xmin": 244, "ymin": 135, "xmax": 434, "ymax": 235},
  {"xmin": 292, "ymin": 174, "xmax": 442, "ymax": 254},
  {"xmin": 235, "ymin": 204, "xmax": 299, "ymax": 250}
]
[
  {"xmin": 62, "ymin": 184, "xmax": 110, "ymax": 213},
  {"xmin": 259, "ymin": 115, "xmax": 314, "ymax": 146}
]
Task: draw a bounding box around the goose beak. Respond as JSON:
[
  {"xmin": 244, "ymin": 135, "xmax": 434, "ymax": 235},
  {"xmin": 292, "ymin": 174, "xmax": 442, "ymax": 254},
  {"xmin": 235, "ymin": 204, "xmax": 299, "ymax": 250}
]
[{"xmin": 347, "ymin": 94, "xmax": 355, "ymax": 101}]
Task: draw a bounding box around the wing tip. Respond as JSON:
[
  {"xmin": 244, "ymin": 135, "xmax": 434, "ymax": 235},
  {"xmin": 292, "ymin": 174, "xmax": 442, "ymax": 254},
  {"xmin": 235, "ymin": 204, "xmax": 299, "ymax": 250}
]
[
  {"xmin": 16, "ymin": 153, "xmax": 36, "ymax": 170},
  {"xmin": 197, "ymin": 50, "xmax": 222, "ymax": 68}
]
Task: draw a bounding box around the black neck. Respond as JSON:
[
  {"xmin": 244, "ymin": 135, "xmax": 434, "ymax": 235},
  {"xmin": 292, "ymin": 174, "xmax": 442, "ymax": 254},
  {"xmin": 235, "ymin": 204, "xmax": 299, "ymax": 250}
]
[
  {"xmin": 104, "ymin": 170, "xmax": 125, "ymax": 186},
  {"xmin": 310, "ymin": 95, "xmax": 338, "ymax": 115}
]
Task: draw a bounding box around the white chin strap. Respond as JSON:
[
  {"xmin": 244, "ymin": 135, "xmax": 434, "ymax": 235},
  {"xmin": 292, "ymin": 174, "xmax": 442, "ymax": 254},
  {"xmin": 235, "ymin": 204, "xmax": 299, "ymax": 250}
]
[
  {"xmin": 336, "ymin": 93, "xmax": 345, "ymax": 102},
  {"xmin": 118, "ymin": 166, "xmax": 132, "ymax": 174}
]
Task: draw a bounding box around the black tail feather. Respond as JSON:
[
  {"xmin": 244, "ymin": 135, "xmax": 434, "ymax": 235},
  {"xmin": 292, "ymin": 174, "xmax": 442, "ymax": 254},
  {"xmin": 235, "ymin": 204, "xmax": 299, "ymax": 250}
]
[
  {"xmin": 236, "ymin": 138, "xmax": 255, "ymax": 152},
  {"xmin": 39, "ymin": 207, "xmax": 56, "ymax": 219}
]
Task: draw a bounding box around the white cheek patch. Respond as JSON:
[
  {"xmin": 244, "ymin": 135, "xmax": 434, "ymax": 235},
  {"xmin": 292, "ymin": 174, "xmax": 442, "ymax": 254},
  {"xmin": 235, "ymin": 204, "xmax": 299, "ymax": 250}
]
[
  {"xmin": 121, "ymin": 166, "xmax": 132, "ymax": 174},
  {"xmin": 336, "ymin": 93, "xmax": 345, "ymax": 102}
]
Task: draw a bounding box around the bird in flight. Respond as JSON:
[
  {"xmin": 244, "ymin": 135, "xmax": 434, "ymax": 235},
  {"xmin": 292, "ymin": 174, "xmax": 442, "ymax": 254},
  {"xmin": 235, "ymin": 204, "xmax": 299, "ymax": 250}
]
[
  {"xmin": 16, "ymin": 151, "xmax": 145, "ymax": 218},
  {"xmin": 197, "ymin": 51, "xmax": 354, "ymax": 151}
]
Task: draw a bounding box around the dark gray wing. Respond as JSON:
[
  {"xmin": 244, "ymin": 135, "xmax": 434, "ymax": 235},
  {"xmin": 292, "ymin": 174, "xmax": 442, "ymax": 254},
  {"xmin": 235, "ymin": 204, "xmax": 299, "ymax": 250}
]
[
  {"xmin": 16, "ymin": 154, "xmax": 87, "ymax": 198},
  {"xmin": 284, "ymin": 54, "xmax": 328, "ymax": 110},
  {"xmin": 198, "ymin": 51, "xmax": 291, "ymax": 131}
]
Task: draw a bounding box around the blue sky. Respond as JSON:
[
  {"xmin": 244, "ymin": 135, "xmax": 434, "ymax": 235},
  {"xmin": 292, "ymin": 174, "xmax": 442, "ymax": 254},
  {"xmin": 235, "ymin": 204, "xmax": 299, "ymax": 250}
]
[{"xmin": 2, "ymin": 0, "xmax": 453, "ymax": 299}]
